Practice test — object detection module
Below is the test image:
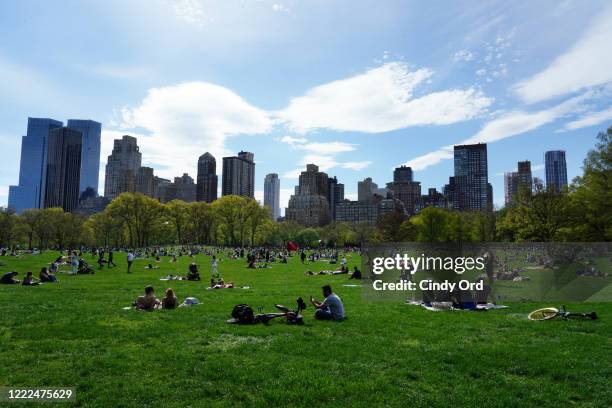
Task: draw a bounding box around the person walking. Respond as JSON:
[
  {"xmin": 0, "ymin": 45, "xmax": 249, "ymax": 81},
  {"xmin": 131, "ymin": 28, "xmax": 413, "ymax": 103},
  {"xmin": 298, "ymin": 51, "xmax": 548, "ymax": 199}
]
[
  {"xmin": 108, "ymin": 250, "xmax": 116, "ymax": 268},
  {"xmin": 127, "ymin": 250, "xmax": 135, "ymax": 274}
]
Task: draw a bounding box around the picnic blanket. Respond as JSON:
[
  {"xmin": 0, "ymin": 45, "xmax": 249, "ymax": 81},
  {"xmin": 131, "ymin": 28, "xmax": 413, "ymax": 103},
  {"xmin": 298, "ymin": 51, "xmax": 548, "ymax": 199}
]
[{"xmin": 406, "ymin": 301, "xmax": 508, "ymax": 312}]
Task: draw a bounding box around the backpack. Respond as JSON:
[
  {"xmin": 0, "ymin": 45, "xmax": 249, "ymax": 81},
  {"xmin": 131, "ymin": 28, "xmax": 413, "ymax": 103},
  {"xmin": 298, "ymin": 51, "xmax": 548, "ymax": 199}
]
[{"xmin": 231, "ymin": 304, "xmax": 255, "ymax": 324}]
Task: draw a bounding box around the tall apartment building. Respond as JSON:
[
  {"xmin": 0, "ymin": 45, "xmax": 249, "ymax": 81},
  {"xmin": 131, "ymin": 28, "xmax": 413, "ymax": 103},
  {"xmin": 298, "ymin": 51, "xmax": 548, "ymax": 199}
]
[
  {"xmin": 104, "ymin": 135, "xmax": 142, "ymax": 200},
  {"xmin": 285, "ymin": 164, "xmax": 331, "ymax": 227},
  {"xmin": 66, "ymin": 119, "xmax": 101, "ymax": 197},
  {"xmin": 197, "ymin": 152, "xmax": 218, "ymax": 203},
  {"xmin": 222, "ymin": 151, "xmax": 255, "ymax": 198},
  {"xmin": 174, "ymin": 173, "xmax": 197, "ymax": 202},
  {"xmin": 504, "ymin": 160, "xmax": 533, "ymax": 205},
  {"xmin": 386, "ymin": 166, "xmax": 421, "ymax": 215},
  {"xmin": 136, "ymin": 166, "xmax": 155, "ymax": 197},
  {"xmin": 452, "ymin": 143, "xmax": 489, "ymax": 211},
  {"xmin": 8, "ymin": 118, "xmax": 63, "ymax": 213},
  {"xmin": 545, "ymin": 150, "xmax": 568, "ymax": 193},
  {"xmin": 264, "ymin": 173, "xmax": 280, "ymax": 220},
  {"xmin": 328, "ymin": 176, "xmax": 344, "ymax": 220},
  {"xmin": 43, "ymin": 127, "xmax": 83, "ymax": 212}
]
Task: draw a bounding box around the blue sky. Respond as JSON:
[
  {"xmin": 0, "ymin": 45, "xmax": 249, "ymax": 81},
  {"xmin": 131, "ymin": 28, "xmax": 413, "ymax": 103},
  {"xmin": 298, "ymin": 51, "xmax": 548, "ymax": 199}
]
[{"xmin": 1, "ymin": 0, "xmax": 612, "ymax": 212}]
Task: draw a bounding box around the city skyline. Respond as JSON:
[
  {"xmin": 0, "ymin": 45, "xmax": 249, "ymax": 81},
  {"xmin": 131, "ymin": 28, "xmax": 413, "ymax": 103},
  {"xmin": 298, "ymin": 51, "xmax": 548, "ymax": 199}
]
[{"xmin": 1, "ymin": 1, "xmax": 612, "ymax": 213}]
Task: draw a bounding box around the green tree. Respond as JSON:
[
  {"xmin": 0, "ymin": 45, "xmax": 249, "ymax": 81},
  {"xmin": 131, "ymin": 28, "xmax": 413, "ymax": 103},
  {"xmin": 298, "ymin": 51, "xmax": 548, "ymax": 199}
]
[
  {"xmin": 411, "ymin": 207, "xmax": 451, "ymax": 243},
  {"xmin": 106, "ymin": 193, "xmax": 163, "ymax": 247},
  {"xmin": 164, "ymin": 200, "xmax": 190, "ymax": 244}
]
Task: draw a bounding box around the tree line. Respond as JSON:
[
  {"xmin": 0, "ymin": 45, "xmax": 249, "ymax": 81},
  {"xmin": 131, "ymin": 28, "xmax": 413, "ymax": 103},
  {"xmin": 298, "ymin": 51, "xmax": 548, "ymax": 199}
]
[{"xmin": 0, "ymin": 127, "xmax": 609, "ymax": 249}]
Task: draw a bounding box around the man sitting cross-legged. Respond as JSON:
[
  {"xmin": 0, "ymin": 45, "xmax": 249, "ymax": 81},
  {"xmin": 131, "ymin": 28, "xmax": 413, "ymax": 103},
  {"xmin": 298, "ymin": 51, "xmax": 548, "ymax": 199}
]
[{"xmin": 310, "ymin": 285, "xmax": 345, "ymax": 321}]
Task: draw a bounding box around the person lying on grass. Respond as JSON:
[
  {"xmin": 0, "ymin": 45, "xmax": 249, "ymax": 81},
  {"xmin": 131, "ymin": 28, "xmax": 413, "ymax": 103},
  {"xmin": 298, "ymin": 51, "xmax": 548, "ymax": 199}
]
[
  {"xmin": 162, "ymin": 288, "xmax": 177, "ymax": 309},
  {"xmin": 1, "ymin": 271, "xmax": 20, "ymax": 284},
  {"xmin": 310, "ymin": 285, "xmax": 345, "ymax": 321},
  {"xmin": 134, "ymin": 285, "xmax": 161, "ymax": 310},
  {"xmin": 305, "ymin": 265, "xmax": 350, "ymax": 276},
  {"xmin": 210, "ymin": 278, "xmax": 234, "ymax": 289},
  {"xmin": 22, "ymin": 271, "xmax": 40, "ymax": 286},
  {"xmin": 187, "ymin": 263, "xmax": 201, "ymax": 281},
  {"xmin": 144, "ymin": 263, "xmax": 160, "ymax": 270},
  {"xmin": 39, "ymin": 267, "xmax": 57, "ymax": 282}
]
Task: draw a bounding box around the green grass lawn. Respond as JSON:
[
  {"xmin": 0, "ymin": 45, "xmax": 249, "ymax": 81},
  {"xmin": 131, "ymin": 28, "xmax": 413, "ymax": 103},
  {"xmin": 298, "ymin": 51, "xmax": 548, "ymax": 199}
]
[{"xmin": 0, "ymin": 252, "xmax": 610, "ymax": 407}]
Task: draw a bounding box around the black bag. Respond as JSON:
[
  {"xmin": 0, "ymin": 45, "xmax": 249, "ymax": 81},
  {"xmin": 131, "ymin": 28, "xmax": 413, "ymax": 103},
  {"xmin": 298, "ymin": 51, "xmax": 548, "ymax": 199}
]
[{"xmin": 231, "ymin": 304, "xmax": 255, "ymax": 324}]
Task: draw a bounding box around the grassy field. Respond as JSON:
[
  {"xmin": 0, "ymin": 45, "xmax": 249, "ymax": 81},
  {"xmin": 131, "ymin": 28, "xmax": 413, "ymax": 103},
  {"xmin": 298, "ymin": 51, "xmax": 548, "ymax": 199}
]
[{"xmin": 0, "ymin": 251, "xmax": 610, "ymax": 407}]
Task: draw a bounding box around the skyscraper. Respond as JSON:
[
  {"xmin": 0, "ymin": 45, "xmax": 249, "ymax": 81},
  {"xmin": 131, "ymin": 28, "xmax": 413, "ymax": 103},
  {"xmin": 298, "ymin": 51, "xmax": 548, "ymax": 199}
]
[
  {"xmin": 358, "ymin": 177, "xmax": 378, "ymax": 202},
  {"xmin": 545, "ymin": 150, "xmax": 568, "ymax": 193},
  {"xmin": 286, "ymin": 164, "xmax": 331, "ymax": 227},
  {"xmin": 327, "ymin": 176, "xmax": 344, "ymax": 220},
  {"xmin": 174, "ymin": 173, "xmax": 197, "ymax": 202},
  {"xmin": 387, "ymin": 166, "xmax": 421, "ymax": 215},
  {"xmin": 197, "ymin": 152, "xmax": 218, "ymax": 203},
  {"xmin": 66, "ymin": 119, "xmax": 101, "ymax": 196},
  {"xmin": 8, "ymin": 117, "xmax": 63, "ymax": 213},
  {"xmin": 504, "ymin": 160, "xmax": 533, "ymax": 205},
  {"xmin": 452, "ymin": 143, "xmax": 489, "ymax": 211},
  {"xmin": 104, "ymin": 135, "xmax": 142, "ymax": 199},
  {"xmin": 393, "ymin": 165, "xmax": 413, "ymax": 183},
  {"xmin": 136, "ymin": 166, "xmax": 155, "ymax": 197},
  {"xmin": 43, "ymin": 127, "xmax": 83, "ymax": 212},
  {"xmin": 222, "ymin": 151, "xmax": 255, "ymax": 198},
  {"xmin": 264, "ymin": 173, "xmax": 280, "ymax": 220}
]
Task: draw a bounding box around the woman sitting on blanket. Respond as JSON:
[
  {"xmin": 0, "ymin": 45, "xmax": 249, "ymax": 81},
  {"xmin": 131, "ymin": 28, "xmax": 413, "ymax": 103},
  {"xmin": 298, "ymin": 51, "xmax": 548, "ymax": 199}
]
[
  {"xmin": 39, "ymin": 267, "xmax": 57, "ymax": 282},
  {"xmin": 22, "ymin": 271, "xmax": 40, "ymax": 286},
  {"xmin": 162, "ymin": 288, "xmax": 177, "ymax": 309}
]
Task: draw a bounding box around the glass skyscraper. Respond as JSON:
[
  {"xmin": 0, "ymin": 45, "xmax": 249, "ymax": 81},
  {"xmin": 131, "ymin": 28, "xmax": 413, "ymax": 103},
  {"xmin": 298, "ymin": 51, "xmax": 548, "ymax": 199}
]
[
  {"xmin": 8, "ymin": 117, "xmax": 63, "ymax": 213},
  {"xmin": 67, "ymin": 119, "xmax": 102, "ymax": 197},
  {"xmin": 453, "ymin": 143, "xmax": 489, "ymax": 211},
  {"xmin": 545, "ymin": 150, "xmax": 568, "ymax": 193}
]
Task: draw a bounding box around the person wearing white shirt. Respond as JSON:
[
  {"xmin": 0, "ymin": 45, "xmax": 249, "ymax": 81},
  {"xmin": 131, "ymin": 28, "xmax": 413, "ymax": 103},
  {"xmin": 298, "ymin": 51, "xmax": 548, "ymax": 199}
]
[{"xmin": 127, "ymin": 251, "xmax": 135, "ymax": 274}]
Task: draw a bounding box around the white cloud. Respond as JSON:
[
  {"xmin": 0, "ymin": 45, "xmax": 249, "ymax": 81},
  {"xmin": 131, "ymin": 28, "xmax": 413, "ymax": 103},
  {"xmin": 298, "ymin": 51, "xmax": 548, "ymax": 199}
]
[
  {"xmin": 532, "ymin": 163, "xmax": 545, "ymax": 172},
  {"xmin": 283, "ymin": 154, "xmax": 371, "ymax": 179},
  {"xmin": 514, "ymin": 5, "xmax": 612, "ymax": 103},
  {"xmin": 279, "ymin": 135, "xmax": 307, "ymax": 144},
  {"xmin": 277, "ymin": 62, "xmax": 492, "ymax": 134},
  {"xmin": 272, "ymin": 3, "xmax": 290, "ymax": 13},
  {"xmin": 165, "ymin": 0, "xmax": 208, "ymax": 26},
  {"xmin": 453, "ymin": 49, "xmax": 474, "ymax": 62},
  {"xmin": 561, "ymin": 106, "xmax": 612, "ymax": 131},
  {"xmin": 114, "ymin": 81, "xmax": 272, "ymax": 182},
  {"xmin": 401, "ymin": 92, "xmax": 590, "ymax": 171}
]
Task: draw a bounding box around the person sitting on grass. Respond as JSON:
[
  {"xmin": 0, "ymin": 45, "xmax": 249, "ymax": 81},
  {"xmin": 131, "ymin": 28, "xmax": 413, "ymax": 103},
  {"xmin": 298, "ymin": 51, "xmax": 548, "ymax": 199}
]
[
  {"xmin": 144, "ymin": 263, "xmax": 159, "ymax": 270},
  {"xmin": 22, "ymin": 271, "xmax": 40, "ymax": 286},
  {"xmin": 134, "ymin": 285, "xmax": 161, "ymax": 310},
  {"xmin": 187, "ymin": 263, "xmax": 201, "ymax": 281},
  {"xmin": 77, "ymin": 259, "xmax": 94, "ymax": 274},
  {"xmin": 39, "ymin": 267, "xmax": 57, "ymax": 282},
  {"xmin": 162, "ymin": 288, "xmax": 178, "ymax": 309},
  {"xmin": 1, "ymin": 271, "xmax": 20, "ymax": 284},
  {"xmin": 170, "ymin": 255, "xmax": 177, "ymax": 263},
  {"xmin": 310, "ymin": 285, "xmax": 345, "ymax": 321},
  {"xmin": 349, "ymin": 266, "xmax": 362, "ymax": 280}
]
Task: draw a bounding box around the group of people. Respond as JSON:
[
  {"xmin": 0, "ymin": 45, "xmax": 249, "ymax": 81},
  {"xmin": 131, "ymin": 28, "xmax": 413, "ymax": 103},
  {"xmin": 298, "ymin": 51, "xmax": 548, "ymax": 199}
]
[
  {"xmin": 133, "ymin": 286, "xmax": 178, "ymax": 310},
  {"xmin": 1, "ymin": 266, "xmax": 58, "ymax": 286}
]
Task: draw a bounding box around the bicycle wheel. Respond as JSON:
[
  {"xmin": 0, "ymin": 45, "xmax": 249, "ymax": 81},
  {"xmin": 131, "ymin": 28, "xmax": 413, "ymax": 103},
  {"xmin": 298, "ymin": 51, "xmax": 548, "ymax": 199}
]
[{"xmin": 528, "ymin": 307, "xmax": 559, "ymax": 321}]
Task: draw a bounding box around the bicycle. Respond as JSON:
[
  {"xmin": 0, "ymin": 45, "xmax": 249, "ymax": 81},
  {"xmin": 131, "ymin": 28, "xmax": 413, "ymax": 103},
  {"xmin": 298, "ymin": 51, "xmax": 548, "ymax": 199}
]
[{"xmin": 528, "ymin": 305, "xmax": 598, "ymax": 321}]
